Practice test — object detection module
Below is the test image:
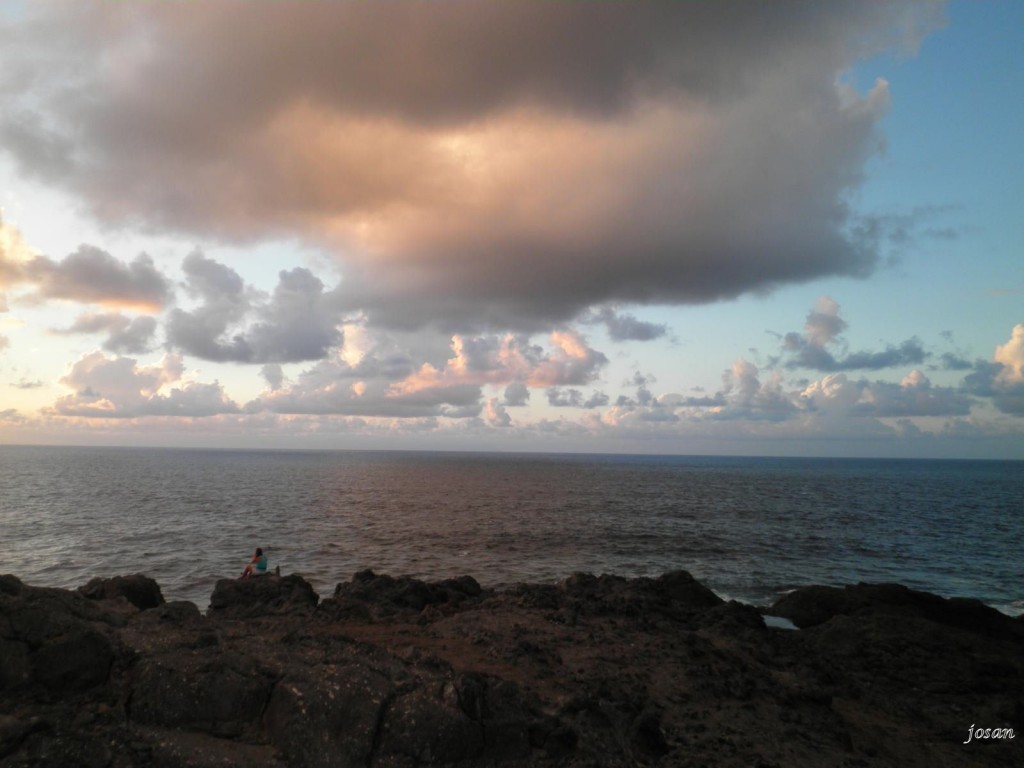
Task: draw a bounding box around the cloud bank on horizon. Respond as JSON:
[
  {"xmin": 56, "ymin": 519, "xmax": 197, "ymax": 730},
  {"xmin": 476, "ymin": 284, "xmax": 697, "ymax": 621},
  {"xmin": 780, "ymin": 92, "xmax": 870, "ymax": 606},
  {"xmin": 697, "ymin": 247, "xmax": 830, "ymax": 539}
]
[{"xmin": 0, "ymin": 0, "xmax": 1021, "ymax": 457}]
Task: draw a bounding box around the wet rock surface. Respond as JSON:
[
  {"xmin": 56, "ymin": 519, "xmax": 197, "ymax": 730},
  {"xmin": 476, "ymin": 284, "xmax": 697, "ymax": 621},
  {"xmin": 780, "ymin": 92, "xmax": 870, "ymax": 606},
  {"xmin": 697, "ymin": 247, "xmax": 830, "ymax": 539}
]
[{"xmin": 1, "ymin": 570, "xmax": 1020, "ymax": 767}]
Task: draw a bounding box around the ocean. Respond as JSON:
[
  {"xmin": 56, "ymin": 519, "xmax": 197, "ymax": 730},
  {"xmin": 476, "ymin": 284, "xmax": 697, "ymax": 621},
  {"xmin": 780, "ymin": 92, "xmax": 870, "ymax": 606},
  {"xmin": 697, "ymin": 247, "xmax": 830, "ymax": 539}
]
[{"xmin": 1, "ymin": 446, "xmax": 1021, "ymax": 615}]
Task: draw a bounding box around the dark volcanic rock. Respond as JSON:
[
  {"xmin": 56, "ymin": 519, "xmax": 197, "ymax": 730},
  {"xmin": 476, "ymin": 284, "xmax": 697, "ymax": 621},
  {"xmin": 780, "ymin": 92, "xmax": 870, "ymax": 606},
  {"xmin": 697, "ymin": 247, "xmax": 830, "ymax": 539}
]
[
  {"xmin": 208, "ymin": 573, "xmax": 319, "ymax": 618},
  {"xmin": 147, "ymin": 599, "xmax": 203, "ymax": 624},
  {"xmin": 377, "ymin": 685, "xmax": 486, "ymax": 764},
  {"xmin": 32, "ymin": 628, "xmax": 115, "ymax": 693},
  {"xmin": 129, "ymin": 653, "xmax": 274, "ymax": 737},
  {"xmin": 3, "ymin": 570, "xmax": 1022, "ymax": 768},
  {"xmin": 0, "ymin": 576, "xmax": 122, "ymax": 697},
  {"xmin": 263, "ymin": 665, "xmax": 393, "ymax": 767},
  {"xmin": 771, "ymin": 582, "xmax": 1022, "ymax": 636},
  {"xmin": 320, "ymin": 570, "xmax": 486, "ymax": 619},
  {"xmin": 79, "ymin": 573, "xmax": 165, "ymax": 610},
  {"xmin": 560, "ymin": 569, "xmax": 723, "ymax": 619}
]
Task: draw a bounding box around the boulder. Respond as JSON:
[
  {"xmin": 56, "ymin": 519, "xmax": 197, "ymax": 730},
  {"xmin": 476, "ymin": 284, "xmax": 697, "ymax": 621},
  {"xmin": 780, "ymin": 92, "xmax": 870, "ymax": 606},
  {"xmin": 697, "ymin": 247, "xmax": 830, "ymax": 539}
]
[
  {"xmin": 0, "ymin": 574, "xmax": 24, "ymax": 596},
  {"xmin": 207, "ymin": 573, "xmax": 319, "ymax": 618},
  {"xmin": 79, "ymin": 574, "xmax": 165, "ymax": 610},
  {"xmin": 560, "ymin": 569, "xmax": 723, "ymax": 618},
  {"xmin": 147, "ymin": 600, "xmax": 203, "ymax": 624},
  {"xmin": 129, "ymin": 654, "xmax": 273, "ymax": 738},
  {"xmin": 651, "ymin": 569, "xmax": 726, "ymax": 611},
  {"xmin": 321, "ymin": 570, "xmax": 486, "ymax": 619},
  {"xmin": 771, "ymin": 582, "xmax": 1022, "ymax": 637},
  {"xmin": 32, "ymin": 628, "xmax": 115, "ymax": 694},
  {"xmin": 263, "ymin": 665, "xmax": 393, "ymax": 767},
  {"xmin": 376, "ymin": 685, "xmax": 485, "ymax": 764},
  {"xmin": 0, "ymin": 580, "xmax": 120, "ymax": 695}
]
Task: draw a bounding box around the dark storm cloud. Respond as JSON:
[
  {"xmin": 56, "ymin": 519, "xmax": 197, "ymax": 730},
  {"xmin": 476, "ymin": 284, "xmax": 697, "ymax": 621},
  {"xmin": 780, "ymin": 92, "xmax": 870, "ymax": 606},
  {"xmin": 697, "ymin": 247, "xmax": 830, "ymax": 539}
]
[{"xmin": 0, "ymin": 1, "xmax": 945, "ymax": 331}]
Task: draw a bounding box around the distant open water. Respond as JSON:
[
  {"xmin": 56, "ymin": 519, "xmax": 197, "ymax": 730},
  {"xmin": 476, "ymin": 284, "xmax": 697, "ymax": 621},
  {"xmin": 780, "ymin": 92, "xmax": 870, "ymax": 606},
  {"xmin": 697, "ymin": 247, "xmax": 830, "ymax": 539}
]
[{"xmin": 1, "ymin": 446, "xmax": 1021, "ymax": 615}]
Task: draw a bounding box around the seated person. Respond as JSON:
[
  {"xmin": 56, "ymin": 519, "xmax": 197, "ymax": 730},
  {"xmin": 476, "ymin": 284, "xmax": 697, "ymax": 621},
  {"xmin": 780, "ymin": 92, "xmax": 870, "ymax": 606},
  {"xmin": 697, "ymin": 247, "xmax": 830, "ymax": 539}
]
[{"xmin": 241, "ymin": 547, "xmax": 268, "ymax": 578}]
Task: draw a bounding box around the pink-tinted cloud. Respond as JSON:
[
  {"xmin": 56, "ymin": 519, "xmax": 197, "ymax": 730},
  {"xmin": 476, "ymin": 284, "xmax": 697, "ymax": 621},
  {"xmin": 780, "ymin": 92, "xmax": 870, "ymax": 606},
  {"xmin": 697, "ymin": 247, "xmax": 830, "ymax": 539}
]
[
  {"xmin": 0, "ymin": 215, "xmax": 36, "ymax": 294},
  {"xmin": 391, "ymin": 330, "xmax": 607, "ymax": 395},
  {"xmin": 963, "ymin": 325, "xmax": 1024, "ymax": 416},
  {"xmin": 0, "ymin": 1, "xmax": 944, "ymax": 331},
  {"xmin": 801, "ymin": 370, "xmax": 972, "ymax": 418},
  {"xmin": 52, "ymin": 352, "xmax": 239, "ymax": 418},
  {"xmin": 250, "ymin": 327, "xmax": 606, "ymax": 418},
  {"xmin": 994, "ymin": 324, "xmax": 1024, "ymax": 385}
]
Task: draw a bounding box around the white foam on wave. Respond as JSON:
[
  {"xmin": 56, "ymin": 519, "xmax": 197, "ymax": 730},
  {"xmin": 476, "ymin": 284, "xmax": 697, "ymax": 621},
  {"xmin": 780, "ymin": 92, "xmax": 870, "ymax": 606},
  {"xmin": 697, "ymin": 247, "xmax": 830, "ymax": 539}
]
[{"xmin": 762, "ymin": 615, "xmax": 799, "ymax": 630}]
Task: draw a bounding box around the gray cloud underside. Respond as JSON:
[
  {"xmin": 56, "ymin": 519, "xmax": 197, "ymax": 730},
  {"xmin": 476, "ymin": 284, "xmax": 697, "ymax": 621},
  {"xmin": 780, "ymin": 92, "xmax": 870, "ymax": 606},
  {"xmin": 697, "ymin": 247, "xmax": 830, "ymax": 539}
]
[
  {"xmin": 55, "ymin": 382, "xmax": 240, "ymax": 419},
  {"xmin": 43, "ymin": 340, "xmax": 1020, "ymax": 423},
  {"xmin": 611, "ymin": 374, "xmax": 974, "ymax": 423},
  {"xmin": 939, "ymin": 352, "xmax": 974, "ymax": 371},
  {"xmin": 54, "ymin": 312, "xmax": 157, "ymax": 354},
  {"xmin": 784, "ymin": 338, "xmax": 928, "ymax": 372},
  {"xmin": 777, "ymin": 299, "xmax": 929, "ymax": 373},
  {"xmin": 254, "ymin": 382, "xmax": 482, "ymax": 419},
  {"xmin": 0, "ymin": 408, "xmax": 25, "ymax": 423},
  {"xmin": 503, "ymin": 381, "xmax": 530, "ymax": 407},
  {"xmin": 585, "ymin": 307, "xmax": 668, "ymax": 342},
  {"xmin": 0, "ymin": 1, "xmax": 945, "ymax": 332},
  {"xmin": 166, "ymin": 252, "xmax": 343, "ymax": 364},
  {"xmin": 963, "ymin": 361, "xmax": 1024, "ymax": 416},
  {"xmin": 3, "ymin": 244, "xmax": 171, "ymax": 309},
  {"xmin": 846, "ymin": 382, "xmax": 971, "ymax": 417},
  {"xmin": 546, "ymin": 387, "xmax": 608, "ymax": 409}
]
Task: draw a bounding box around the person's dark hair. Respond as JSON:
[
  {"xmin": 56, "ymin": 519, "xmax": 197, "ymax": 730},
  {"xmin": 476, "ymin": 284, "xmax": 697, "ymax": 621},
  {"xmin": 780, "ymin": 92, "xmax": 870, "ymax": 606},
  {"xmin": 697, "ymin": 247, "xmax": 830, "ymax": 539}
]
[{"xmin": 255, "ymin": 547, "xmax": 263, "ymax": 556}]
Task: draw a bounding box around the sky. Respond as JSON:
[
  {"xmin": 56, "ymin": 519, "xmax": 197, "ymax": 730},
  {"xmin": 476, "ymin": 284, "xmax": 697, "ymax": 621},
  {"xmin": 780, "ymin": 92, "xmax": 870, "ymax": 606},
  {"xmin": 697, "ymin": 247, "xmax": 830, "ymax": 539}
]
[{"xmin": 0, "ymin": 0, "xmax": 1021, "ymax": 459}]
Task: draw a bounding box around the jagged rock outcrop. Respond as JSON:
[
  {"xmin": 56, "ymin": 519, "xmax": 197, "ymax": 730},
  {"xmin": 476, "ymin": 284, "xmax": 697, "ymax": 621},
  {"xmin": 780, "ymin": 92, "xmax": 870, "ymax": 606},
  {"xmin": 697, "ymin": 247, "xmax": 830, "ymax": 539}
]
[
  {"xmin": 207, "ymin": 572, "xmax": 319, "ymax": 618},
  {"xmin": 320, "ymin": 569, "xmax": 485, "ymax": 620},
  {"xmin": 0, "ymin": 570, "xmax": 1020, "ymax": 767},
  {"xmin": 770, "ymin": 581, "xmax": 1020, "ymax": 634},
  {"xmin": 769, "ymin": 581, "xmax": 1024, "ymax": 761},
  {"xmin": 78, "ymin": 574, "xmax": 165, "ymax": 611}
]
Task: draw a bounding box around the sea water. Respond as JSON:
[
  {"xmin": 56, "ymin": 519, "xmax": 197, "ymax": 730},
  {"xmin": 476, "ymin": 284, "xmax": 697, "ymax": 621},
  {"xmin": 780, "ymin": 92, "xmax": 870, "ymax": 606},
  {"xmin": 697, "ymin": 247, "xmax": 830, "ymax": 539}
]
[{"xmin": 1, "ymin": 446, "xmax": 1021, "ymax": 614}]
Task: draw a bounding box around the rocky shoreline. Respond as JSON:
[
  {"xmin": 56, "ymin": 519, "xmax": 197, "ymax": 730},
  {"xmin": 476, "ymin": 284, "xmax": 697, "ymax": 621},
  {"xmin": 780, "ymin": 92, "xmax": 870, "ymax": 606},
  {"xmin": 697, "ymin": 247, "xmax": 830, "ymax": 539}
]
[{"xmin": 1, "ymin": 570, "xmax": 1020, "ymax": 767}]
